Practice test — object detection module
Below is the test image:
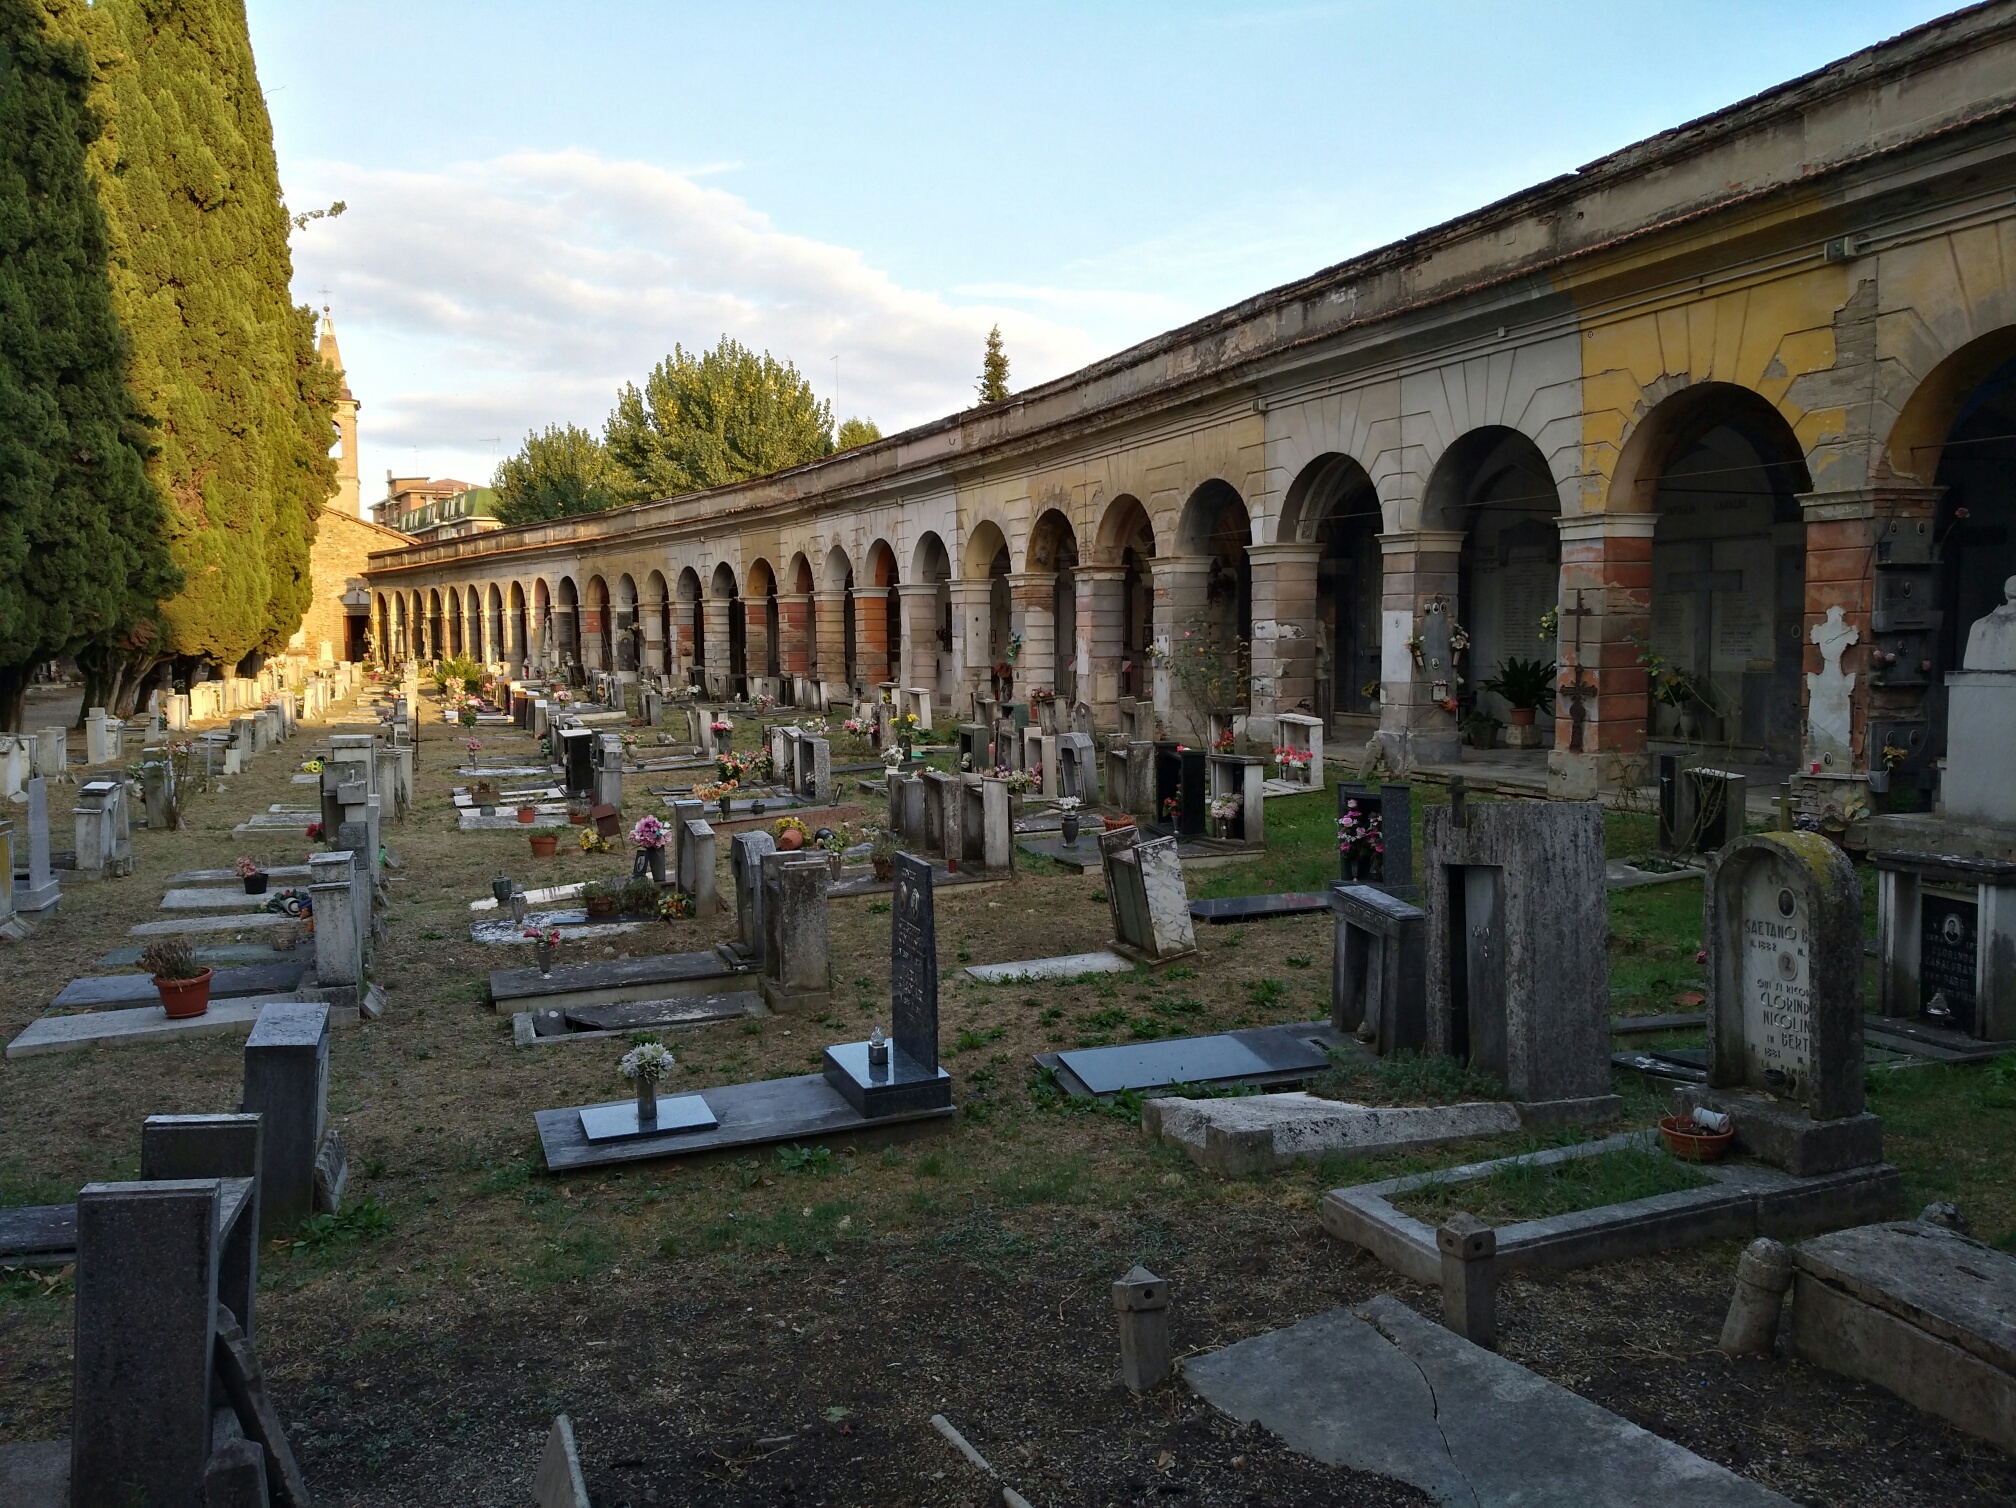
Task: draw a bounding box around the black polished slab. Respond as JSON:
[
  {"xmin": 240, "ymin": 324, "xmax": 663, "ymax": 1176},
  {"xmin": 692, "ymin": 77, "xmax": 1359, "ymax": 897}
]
[
  {"xmin": 821, "ymin": 1040, "xmax": 953, "ymax": 1118},
  {"xmin": 579, "ymin": 1093, "xmax": 718, "ymax": 1142},
  {"xmin": 1041, "ymin": 1021, "xmax": 1341, "ymax": 1097},
  {"xmin": 1189, "ymin": 892, "xmax": 1333, "ymax": 924}
]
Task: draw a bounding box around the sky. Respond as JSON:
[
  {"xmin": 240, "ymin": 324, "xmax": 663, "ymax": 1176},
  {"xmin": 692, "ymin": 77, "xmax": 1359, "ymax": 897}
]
[{"xmin": 252, "ymin": 0, "xmax": 1962, "ymax": 492}]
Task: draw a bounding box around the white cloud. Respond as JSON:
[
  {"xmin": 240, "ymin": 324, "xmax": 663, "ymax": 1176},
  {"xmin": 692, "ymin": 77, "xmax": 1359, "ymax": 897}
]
[{"xmin": 287, "ymin": 149, "xmax": 1106, "ymax": 487}]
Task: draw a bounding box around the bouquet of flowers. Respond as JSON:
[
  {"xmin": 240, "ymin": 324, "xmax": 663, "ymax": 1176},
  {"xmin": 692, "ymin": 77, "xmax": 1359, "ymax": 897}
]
[
  {"xmin": 1273, "ymin": 745, "xmax": 1313, "ymax": 770},
  {"xmin": 630, "ymin": 815, "xmax": 667, "ymax": 850},
  {"xmin": 710, "ymin": 717, "xmax": 734, "ymax": 734},
  {"xmin": 1005, "ymin": 768, "xmax": 1038, "ymax": 795},
  {"xmin": 658, "ymin": 890, "xmax": 694, "ymax": 921},
  {"xmin": 578, "ymin": 825, "xmax": 611, "ymax": 854},
  {"xmin": 716, "ymin": 753, "xmax": 749, "ymax": 784},
  {"xmin": 621, "ymin": 1040, "xmax": 676, "ymax": 1083},
  {"xmin": 306, "ymin": 821, "xmax": 324, "ymax": 841},
  {"xmin": 233, "ymin": 856, "xmax": 261, "ymax": 879},
  {"xmin": 466, "ymin": 737, "xmax": 483, "ymax": 755},
  {"xmin": 1337, "ymin": 798, "xmax": 1385, "ymax": 860},
  {"xmin": 1209, "ymin": 792, "xmax": 1243, "ymax": 821},
  {"xmin": 843, "ymin": 716, "xmax": 869, "ymax": 736},
  {"xmin": 523, "ymin": 926, "xmax": 562, "ymax": 949},
  {"xmin": 882, "ymin": 745, "xmax": 903, "ymax": 766},
  {"xmin": 1212, "ymin": 727, "xmax": 1235, "ymax": 753}
]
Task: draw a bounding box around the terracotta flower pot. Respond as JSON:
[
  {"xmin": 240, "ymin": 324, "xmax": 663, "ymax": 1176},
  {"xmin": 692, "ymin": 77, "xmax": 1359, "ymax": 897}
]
[
  {"xmin": 530, "ymin": 834, "xmax": 559, "ymax": 858},
  {"xmin": 155, "ymin": 969, "xmax": 214, "ymax": 1020},
  {"xmin": 1103, "ymin": 816, "xmax": 1135, "ymax": 832},
  {"xmin": 777, "ymin": 827, "xmax": 805, "ymax": 851},
  {"xmin": 586, "ymin": 897, "xmax": 619, "ymax": 919},
  {"xmin": 1658, "ymin": 1113, "xmax": 1735, "ymax": 1163},
  {"xmin": 517, "ymin": 805, "xmax": 537, "ymax": 823},
  {"xmin": 1508, "ymin": 706, "xmax": 1537, "ymax": 728}
]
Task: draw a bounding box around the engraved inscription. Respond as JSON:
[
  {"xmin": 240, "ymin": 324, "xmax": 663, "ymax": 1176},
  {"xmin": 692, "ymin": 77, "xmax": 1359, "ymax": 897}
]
[{"xmin": 1740, "ymin": 865, "xmax": 1812, "ymax": 1102}]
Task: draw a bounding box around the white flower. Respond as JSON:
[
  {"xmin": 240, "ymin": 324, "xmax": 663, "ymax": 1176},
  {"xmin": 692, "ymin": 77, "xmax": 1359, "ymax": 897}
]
[{"xmin": 620, "ymin": 1042, "xmax": 675, "ymax": 1082}]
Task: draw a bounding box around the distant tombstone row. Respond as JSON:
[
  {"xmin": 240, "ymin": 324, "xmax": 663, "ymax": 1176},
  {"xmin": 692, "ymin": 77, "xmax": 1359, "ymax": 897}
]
[
  {"xmin": 766, "ymin": 726, "xmax": 833, "ymax": 804},
  {"xmin": 884, "ymin": 770, "xmax": 1013, "ymax": 872}
]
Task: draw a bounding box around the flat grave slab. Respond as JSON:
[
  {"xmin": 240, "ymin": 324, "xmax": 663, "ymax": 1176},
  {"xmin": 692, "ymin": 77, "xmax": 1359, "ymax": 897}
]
[
  {"xmin": 290, "ymin": 773, "xmax": 320, "ymax": 784},
  {"xmin": 966, "ymin": 951, "xmax": 1134, "ymax": 984},
  {"xmin": 6, "ymin": 994, "xmax": 316, "ymax": 1059},
  {"xmin": 1861, "ymin": 1012, "xmax": 2016, "ymax": 1064},
  {"xmin": 1036, "ymin": 1021, "xmax": 1343, "ymax": 1098},
  {"xmin": 489, "ymin": 948, "xmax": 748, "ymax": 1012},
  {"xmin": 170, "ymin": 865, "xmax": 312, "ymax": 884},
  {"xmin": 455, "ymin": 765, "xmax": 559, "ymax": 778},
  {"xmin": 265, "ymin": 804, "xmax": 320, "ymax": 815},
  {"xmin": 50, "ymin": 960, "xmax": 311, "ymax": 1011},
  {"xmin": 1189, "ymin": 892, "xmax": 1333, "ymax": 925},
  {"xmin": 470, "ymin": 882, "xmax": 584, "ymax": 912},
  {"xmin": 828, "ymin": 864, "xmax": 1000, "ymax": 899},
  {"xmin": 233, "ymin": 814, "xmax": 319, "ymax": 833},
  {"xmin": 513, "ymin": 990, "xmax": 766, "ymax": 1045},
  {"xmin": 1185, "ymin": 1295, "xmax": 1793, "ymax": 1507},
  {"xmin": 95, "ymin": 940, "xmax": 305, "ymax": 969},
  {"xmin": 469, "ymin": 911, "xmax": 645, "ymax": 946},
  {"xmin": 157, "ymin": 887, "xmax": 284, "ymax": 912},
  {"xmin": 536, "ymin": 1071, "xmax": 955, "ymax": 1172},
  {"xmin": 1610, "ymin": 1012, "xmax": 1706, "ymax": 1036},
  {"xmin": 0, "ymin": 1202, "xmax": 75, "ymax": 1264},
  {"xmin": 1013, "ymin": 834, "xmax": 1102, "ymax": 872},
  {"xmin": 459, "ymin": 809, "xmax": 571, "ymax": 831},
  {"xmin": 1318, "ymin": 1129, "xmax": 1903, "ymax": 1285},
  {"xmin": 129, "ymin": 910, "xmax": 295, "ymax": 938},
  {"xmin": 1606, "ymin": 857, "xmax": 1705, "ymax": 891},
  {"xmin": 1144, "ymin": 1092, "xmax": 1523, "ymax": 1176}
]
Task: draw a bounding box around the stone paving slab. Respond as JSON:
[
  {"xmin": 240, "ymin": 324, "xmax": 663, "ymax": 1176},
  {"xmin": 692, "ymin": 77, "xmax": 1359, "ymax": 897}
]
[
  {"xmin": 1041, "ymin": 1022, "xmax": 1339, "ymax": 1097},
  {"xmin": 469, "ymin": 913, "xmax": 644, "ymax": 947},
  {"xmin": 130, "ymin": 910, "xmax": 296, "ymax": 937},
  {"xmin": 471, "ymin": 883, "xmax": 584, "ymax": 912},
  {"xmin": 50, "ymin": 960, "xmax": 311, "ymax": 1011},
  {"xmin": 459, "ymin": 809, "xmax": 571, "ymax": 831},
  {"xmin": 1184, "ymin": 1296, "xmax": 1793, "ymax": 1506},
  {"xmin": 1189, "ymin": 892, "xmax": 1333, "ymax": 924},
  {"xmin": 489, "ymin": 948, "xmax": 746, "ymax": 1010},
  {"xmin": 965, "ymin": 951, "xmax": 1134, "ymax": 984},
  {"xmin": 6, "ymin": 993, "xmax": 317, "ymax": 1058},
  {"xmin": 96, "ymin": 941, "xmax": 306, "ymax": 969},
  {"xmin": 1795, "ymin": 1220, "xmax": 2016, "ymax": 1374},
  {"xmin": 1144, "ymin": 1093, "xmax": 1523, "ymax": 1175}
]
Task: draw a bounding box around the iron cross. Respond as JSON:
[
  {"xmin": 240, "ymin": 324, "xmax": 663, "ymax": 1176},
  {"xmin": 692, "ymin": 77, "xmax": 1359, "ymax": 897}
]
[{"xmin": 1558, "ymin": 589, "xmax": 1597, "ymax": 754}]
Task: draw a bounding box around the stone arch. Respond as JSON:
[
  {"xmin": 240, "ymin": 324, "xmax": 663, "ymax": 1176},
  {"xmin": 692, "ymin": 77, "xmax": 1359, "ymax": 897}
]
[
  {"xmin": 786, "ymin": 552, "xmax": 815, "ymax": 595},
  {"xmin": 585, "ymin": 575, "xmax": 612, "ymax": 671},
  {"xmin": 1283, "ymin": 454, "xmax": 1384, "ymax": 719},
  {"xmin": 822, "ymin": 543, "xmax": 854, "ymax": 592},
  {"xmin": 614, "ymin": 573, "xmax": 639, "ymax": 671},
  {"xmin": 911, "ymin": 531, "xmax": 951, "ymax": 584},
  {"xmin": 675, "ymin": 567, "xmax": 702, "ymax": 683},
  {"xmin": 710, "ymin": 561, "xmax": 745, "ymax": 689},
  {"xmin": 485, "ymin": 582, "xmax": 505, "ymax": 666},
  {"xmin": 961, "ymin": 518, "xmax": 1010, "ymax": 581},
  {"xmin": 1278, "ymin": 454, "xmax": 1378, "ymax": 544},
  {"xmin": 1094, "ymin": 496, "xmax": 1157, "ymax": 701},
  {"xmin": 865, "ymin": 539, "xmax": 899, "ymax": 588},
  {"xmin": 1025, "ymin": 508, "xmax": 1081, "ymax": 701},
  {"xmin": 1175, "ymin": 482, "xmax": 1252, "ymax": 709},
  {"xmin": 1607, "ymin": 381, "xmax": 1811, "ymax": 516},
  {"xmin": 1094, "ymin": 494, "xmax": 1157, "ymax": 564},
  {"xmin": 745, "ymin": 559, "xmax": 779, "ymax": 680},
  {"xmin": 1886, "ymin": 327, "xmax": 2016, "ymax": 483},
  {"xmin": 554, "ymin": 576, "xmax": 580, "ymax": 667},
  {"xmin": 508, "ymin": 580, "xmax": 528, "ymax": 667},
  {"xmin": 862, "ymin": 540, "xmax": 901, "ymax": 686},
  {"xmin": 1177, "ymin": 478, "xmax": 1254, "ymax": 554}
]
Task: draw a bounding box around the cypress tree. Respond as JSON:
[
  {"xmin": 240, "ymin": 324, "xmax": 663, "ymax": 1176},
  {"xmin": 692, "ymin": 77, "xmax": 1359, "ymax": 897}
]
[
  {"xmin": 977, "ymin": 323, "xmax": 1010, "ymax": 404},
  {"xmin": 63, "ymin": 0, "xmax": 334, "ymax": 706},
  {"xmin": 0, "ymin": 0, "xmax": 178, "ymax": 731}
]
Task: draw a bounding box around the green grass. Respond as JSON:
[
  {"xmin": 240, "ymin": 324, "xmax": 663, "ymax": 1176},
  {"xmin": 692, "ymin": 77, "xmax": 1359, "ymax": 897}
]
[
  {"xmin": 1608, "ymin": 879, "xmax": 1704, "ymax": 1014},
  {"xmin": 1312, "ymin": 1048, "xmax": 1513, "ymax": 1105},
  {"xmin": 1389, "ymin": 1146, "xmax": 1710, "ymax": 1226},
  {"xmin": 1866, "ymin": 1052, "xmax": 2016, "ymax": 1250}
]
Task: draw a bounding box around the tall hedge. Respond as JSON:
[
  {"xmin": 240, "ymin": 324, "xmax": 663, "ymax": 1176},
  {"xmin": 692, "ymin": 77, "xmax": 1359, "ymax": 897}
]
[
  {"xmin": 64, "ymin": 0, "xmax": 333, "ymax": 687},
  {"xmin": 0, "ymin": 0, "xmax": 177, "ymax": 731}
]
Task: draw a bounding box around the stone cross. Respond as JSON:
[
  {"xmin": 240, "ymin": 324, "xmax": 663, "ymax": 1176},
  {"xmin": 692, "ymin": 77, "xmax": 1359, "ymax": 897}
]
[{"xmin": 1804, "ymin": 605, "xmax": 1860, "ymax": 766}]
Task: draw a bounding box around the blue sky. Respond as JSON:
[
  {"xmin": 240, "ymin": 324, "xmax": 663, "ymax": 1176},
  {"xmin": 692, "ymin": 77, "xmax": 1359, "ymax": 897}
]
[{"xmin": 251, "ymin": 1, "xmax": 1959, "ymax": 490}]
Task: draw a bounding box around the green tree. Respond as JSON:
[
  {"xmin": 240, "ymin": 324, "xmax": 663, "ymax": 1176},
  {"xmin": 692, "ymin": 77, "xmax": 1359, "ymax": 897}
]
[
  {"xmin": 603, "ymin": 335, "xmax": 833, "ymax": 502},
  {"xmin": 492, "ymin": 423, "xmax": 619, "ymax": 526},
  {"xmin": 834, "ymin": 416, "xmax": 881, "ymax": 450},
  {"xmin": 977, "ymin": 322, "xmax": 1010, "ymax": 404},
  {"xmin": 0, "ymin": 0, "xmax": 178, "ymax": 731},
  {"xmin": 60, "ymin": 0, "xmax": 335, "ymax": 711}
]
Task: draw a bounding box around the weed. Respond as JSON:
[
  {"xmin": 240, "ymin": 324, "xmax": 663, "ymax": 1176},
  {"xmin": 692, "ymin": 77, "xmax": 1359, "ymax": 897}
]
[
  {"xmin": 868, "ymin": 900, "xmax": 891, "ymax": 915},
  {"xmin": 1286, "ymin": 954, "xmax": 1312, "ymax": 969},
  {"xmin": 519, "ymin": 1228, "xmax": 616, "ymax": 1286},
  {"xmin": 1164, "ymin": 965, "xmax": 1196, "ymax": 980},
  {"xmin": 1, "ymin": 1263, "xmax": 73, "ymax": 1303},
  {"xmin": 1315, "ymin": 1048, "xmax": 1513, "ymax": 1105},
  {"xmin": 956, "ymin": 947, "xmax": 973, "ymax": 963},
  {"xmin": 1128, "ymin": 1017, "xmax": 1164, "ymax": 1039},
  {"xmin": 775, "ymin": 1144, "xmax": 834, "ymax": 1178},
  {"xmin": 951, "ymin": 1025, "xmax": 1006, "ymax": 1054},
  {"xmin": 1248, "ymin": 977, "xmax": 1287, "ymax": 1008},
  {"xmin": 914, "ymin": 1153, "xmax": 946, "ymax": 1178},
  {"xmin": 741, "ymin": 1021, "xmax": 764, "ymax": 1036},
  {"xmin": 1081, "ymin": 1005, "xmax": 1127, "ymax": 1029},
  {"xmin": 1039, "ymin": 1007, "xmax": 1063, "ymax": 1025},
  {"xmin": 1091, "ymin": 889, "xmax": 1106, "ymax": 902},
  {"xmin": 293, "ymin": 1195, "xmax": 394, "ymax": 1255},
  {"xmin": 990, "ymin": 1156, "xmax": 1086, "ymax": 1207}
]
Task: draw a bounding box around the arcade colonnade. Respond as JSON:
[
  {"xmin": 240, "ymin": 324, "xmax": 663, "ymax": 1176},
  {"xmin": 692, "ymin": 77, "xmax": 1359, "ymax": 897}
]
[{"xmin": 364, "ymin": 5, "xmax": 2016, "ymax": 798}]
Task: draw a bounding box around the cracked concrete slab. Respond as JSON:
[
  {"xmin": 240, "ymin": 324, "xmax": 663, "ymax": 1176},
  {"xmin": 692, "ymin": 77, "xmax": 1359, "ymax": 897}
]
[{"xmin": 1184, "ymin": 1296, "xmax": 1793, "ymax": 1506}]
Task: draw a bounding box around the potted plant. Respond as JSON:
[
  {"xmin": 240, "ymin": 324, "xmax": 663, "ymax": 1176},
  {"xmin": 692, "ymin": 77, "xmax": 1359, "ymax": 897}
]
[
  {"xmin": 774, "ymin": 814, "xmax": 808, "ymax": 851},
  {"xmin": 524, "ymin": 925, "xmax": 561, "ymax": 977},
  {"xmin": 631, "ymin": 814, "xmax": 669, "ymax": 882},
  {"xmin": 141, "ymin": 939, "xmax": 212, "ymax": 1019},
  {"xmin": 870, "ymin": 830, "xmax": 898, "ymax": 882},
  {"xmin": 1057, "ymin": 796, "xmax": 1082, "ymax": 846},
  {"xmin": 234, "ymin": 856, "xmax": 268, "ymax": 895},
  {"xmin": 1480, "ymin": 657, "xmax": 1557, "ymax": 728},
  {"xmin": 621, "ymin": 1039, "xmax": 676, "ymax": 1127},
  {"xmin": 517, "ymin": 803, "xmax": 538, "ymax": 824},
  {"xmin": 619, "ymin": 875, "xmax": 663, "ymax": 917},
  {"xmin": 583, "ymin": 879, "xmax": 622, "ymax": 919},
  {"xmin": 530, "ymin": 831, "xmax": 559, "ymax": 858}
]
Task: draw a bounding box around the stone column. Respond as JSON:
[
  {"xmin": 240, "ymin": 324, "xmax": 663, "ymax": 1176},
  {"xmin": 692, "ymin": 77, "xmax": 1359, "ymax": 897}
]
[
  {"xmin": 641, "ymin": 602, "xmax": 667, "ymax": 676},
  {"xmin": 743, "ymin": 598, "xmax": 771, "ymax": 687},
  {"xmin": 1798, "ymin": 485, "xmax": 1941, "ymax": 778},
  {"xmin": 1246, "ymin": 541, "xmax": 1322, "ymax": 744},
  {"xmin": 1541, "ymin": 513, "xmax": 1656, "ymax": 796},
  {"xmin": 580, "ymin": 598, "xmax": 605, "ymax": 672},
  {"xmin": 701, "ymin": 594, "xmax": 734, "ymax": 697},
  {"xmin": 852, "ymin": 585, "xmax": 893, "ymax": 688},
  {"xmin": 947, "ymin": 578, "xmax": 994, "ymax": 718},
  {"xmin": 1375, "ymin": 528, "xmax": 1466, "ymax": 771},
  {"xmin": 1008, "ymin": 570, "xmax": 1057, "ymax": 697},
  {"xmin": 1148, "ymin": 557, "xmax": 1211, "ymax": 739},
  {"xmin": 1073, "ymin": 565, "xmax": 1128, "ymax": 731},
  {"xmin": 897, "ymin": 583, "xmax": 942, "ymax": 693},
  {"xmin": 777, "ymin": 593, "xmax": 813, "ymax": 678},
  {"xmin": 812, "ymin": 588, "xmax": 850, "ymax": 691}
]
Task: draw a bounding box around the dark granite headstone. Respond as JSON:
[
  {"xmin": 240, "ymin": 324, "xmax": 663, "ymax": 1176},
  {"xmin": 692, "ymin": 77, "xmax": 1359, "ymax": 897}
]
[
  {"xmin": 1178, "ymin": 748, "xmax": 1208, "ymax": 836},
  {"xmin": 890, "ymin": 852, "xmax": 938, "ymax": 1072},
  {"xmin": 1338, "ymin": 781, "xmax": 1415, "ymax": 899},
  {"xmin": 1920, "ymin": 891, "xmax": 1979, "ymax": 1034}
]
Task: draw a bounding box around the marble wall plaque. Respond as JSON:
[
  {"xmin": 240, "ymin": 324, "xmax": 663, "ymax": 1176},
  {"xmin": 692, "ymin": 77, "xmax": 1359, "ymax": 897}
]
[{"xmin": 1919, "ymin": 890, "xmax": 1979, "ymax": 1033}]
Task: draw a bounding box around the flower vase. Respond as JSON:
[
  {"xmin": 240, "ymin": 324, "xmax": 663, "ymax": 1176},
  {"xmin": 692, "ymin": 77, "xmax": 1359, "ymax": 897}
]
[
  {"xmin": 243, "ymin": 872, "xmax": 268, "ymax": 895},
  {"xmin": 635, "ymin": 1075, "xmax": 659, "ymax": 1126},
  {"xmin": 535, "ymin": 943, "xmax": 555, "ymax": 977},
  {"xmin": 1061, "ymin": 813, "xmax": 1080, "ymax": 845},
  {"xmin": 646, "ymin": 848, "xmax": 667, "ymax": 884},
  {"xmin": 719, "ymin": 796, "xmax": 732, "ymax": 819}
]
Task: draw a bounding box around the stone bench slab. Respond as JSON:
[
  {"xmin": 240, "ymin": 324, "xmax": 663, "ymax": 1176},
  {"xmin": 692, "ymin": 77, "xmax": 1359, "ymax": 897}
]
[
  {"xmin": 965, "ymin": 951, "xmax": 1134, "ymax": 984},
  {"xmin": 6, "ymin": 993, "xmax": 322, "ymax": 1059},
  {"xmin": 490, "ymin": 948, "xmax": 747, "ymax": 1012},
  {"xmin": 1184, "ymin": 1295, "xmax": 1793, "ymax": 1506},
  {"xmin": 130, "ymin": 911, "xmax": 297, "ymax": 938},
  {"xmin": 1145, "ymin": 1092, "xmax": 1523, "ymax": 1176},
  {"xmin": 171, "ymin": 865, "xmax": 312, "ymax": 884}
]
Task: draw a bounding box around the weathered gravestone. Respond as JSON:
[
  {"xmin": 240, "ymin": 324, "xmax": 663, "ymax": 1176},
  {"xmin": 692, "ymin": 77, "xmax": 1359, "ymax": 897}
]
[
  {"xmin": 728, "ymin": 831, "xmax": 776, "ymax": 966},
  {"xmin": 594, "ymin": 734, "xmax": 626, "ymax": 810},
  {"xmin": 1055, "ymin": 731, "xmax": 1098, "ymax": 803},
  {"xmin": 1657, "ymin": 757, "xmax": 1746, "ymax": 857},
  {"xmin": 1332, "ymin": 882, "xmax": 1427, "ymax": 1056},
  {"xmin": 760, "ymin": 852, "xmax": 831, "ymax": 1012},
  {"xmin": 1682, "ymin": 831, "xmax": 1883, "ymax": 1174},
  {"xmin": 821, "ymin": 853, "xmax": 953, "ymax": 1117},
  {"xmin": 13, "ymin": 777, "xmax": 61, "ymax": 913},
  {"xmin": 241, "ymin": 1002, "xmax": 333, "ymax": 1239},
  {"xmin": 679, "ymin": 818, "xmax": 718, "ymax": 916},
  {"xmin": 1421, "ymin": 792, "xmax": 1616, "ymax": 1121},
  {"xmin": 73, "ymin": 778, "xmax": 132, "ymax": 880},
  {"xmin": 793, "ymin": 735, "xmax": 833, "ymax": 804},
  {"xmin": 1098, "ymin": 825, "xmax": 1196, "ymax": 964}
]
